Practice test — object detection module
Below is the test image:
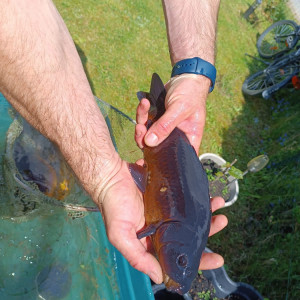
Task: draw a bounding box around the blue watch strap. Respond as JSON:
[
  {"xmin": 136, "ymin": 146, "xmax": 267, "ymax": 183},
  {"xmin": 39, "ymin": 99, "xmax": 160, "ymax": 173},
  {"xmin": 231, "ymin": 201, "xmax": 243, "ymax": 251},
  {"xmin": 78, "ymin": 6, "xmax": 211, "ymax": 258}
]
[{"xmin": 171, "ymin": 57, "xmax": 216, "ymax": 92}]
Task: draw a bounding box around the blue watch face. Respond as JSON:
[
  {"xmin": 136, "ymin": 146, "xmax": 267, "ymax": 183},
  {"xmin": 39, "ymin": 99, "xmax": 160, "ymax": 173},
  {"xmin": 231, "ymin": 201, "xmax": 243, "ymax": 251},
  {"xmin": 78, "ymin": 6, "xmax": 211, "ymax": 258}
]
[{"xmin": 171, "ymin": 57, "xmax": 216, "ymax": 92}]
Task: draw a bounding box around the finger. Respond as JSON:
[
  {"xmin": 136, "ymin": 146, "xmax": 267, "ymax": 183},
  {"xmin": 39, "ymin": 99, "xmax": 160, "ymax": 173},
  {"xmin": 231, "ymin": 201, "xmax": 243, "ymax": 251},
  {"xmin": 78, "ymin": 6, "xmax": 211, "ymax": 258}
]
[
  {"xmin": 211, "ymin": 196, "xmax": 225, "ymax": 213},
  {"xmin": 144, "ymin": 105, "xmax": 186, "ymax": 147},
  {"xmin": 135, "ymin": 159, "xmax": 145, "ymax": 166},
  {"xmin": 136, "ymin": 98, "xmax": 150, "ymax": 125},
  {"xmin": 199, "ymin": 252, "xmax": 224, "ymax": 270},
  {"xmin": 187, "ymin": 134, "xmax": 201, "ymax": 155},
  {"xmin": 108, "ymin": 226, "xmax": 163, "ymax": 284},
  {"xmin": 209, "ymin": 214, "xmax": 228, "ymax": 236},
  {"xmin": 135, "ymin": 123, "xmax": 147, "ymax": 149}
]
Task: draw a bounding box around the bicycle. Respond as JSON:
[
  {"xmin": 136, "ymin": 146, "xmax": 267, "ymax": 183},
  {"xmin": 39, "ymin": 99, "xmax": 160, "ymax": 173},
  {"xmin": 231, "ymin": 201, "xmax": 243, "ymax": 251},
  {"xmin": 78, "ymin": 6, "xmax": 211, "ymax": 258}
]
[
  {"xmin": 242, "ymin": 47, "xmax": 300, "ymax": 99},
  {"xmin": 257, "ymin": 20, "xmax": 300, "ymax": 58}
]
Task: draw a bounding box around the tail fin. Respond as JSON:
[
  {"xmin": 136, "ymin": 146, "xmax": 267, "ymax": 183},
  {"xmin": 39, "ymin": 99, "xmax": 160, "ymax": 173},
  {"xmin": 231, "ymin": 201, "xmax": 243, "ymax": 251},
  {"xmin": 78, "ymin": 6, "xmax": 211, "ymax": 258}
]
[{"xmin": 137, "ymin": 73, "xmax": 166, "ymax": 125}]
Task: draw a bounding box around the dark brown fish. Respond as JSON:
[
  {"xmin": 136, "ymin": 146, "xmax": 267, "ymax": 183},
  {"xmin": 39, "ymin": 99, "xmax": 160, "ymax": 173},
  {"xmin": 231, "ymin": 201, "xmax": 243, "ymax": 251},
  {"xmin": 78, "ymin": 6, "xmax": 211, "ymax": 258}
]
[{"xmin": 130, "ymin": 73, "xmax": 211, "ymax": 294}]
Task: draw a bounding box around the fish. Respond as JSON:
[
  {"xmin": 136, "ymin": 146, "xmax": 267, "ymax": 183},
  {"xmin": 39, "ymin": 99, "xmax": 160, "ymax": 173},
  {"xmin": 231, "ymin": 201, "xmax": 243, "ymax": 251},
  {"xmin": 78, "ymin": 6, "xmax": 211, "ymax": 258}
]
[
  {"xmin": 130, "ymin": 73, "xmax": 211, "ymax": 295},
  {"xmin": 13, "ymin": 129, "xmax": 74, "ymax": 201}
]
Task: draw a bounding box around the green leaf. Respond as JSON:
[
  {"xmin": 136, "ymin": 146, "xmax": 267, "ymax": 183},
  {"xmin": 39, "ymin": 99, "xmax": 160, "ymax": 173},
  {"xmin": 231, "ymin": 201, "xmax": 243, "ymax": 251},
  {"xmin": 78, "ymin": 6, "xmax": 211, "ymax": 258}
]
[
  {"xmin": 228, "ymin": 166, "xmax": 243, "ymax": 179},
  {"xmin": 216, "ymin": 171, "xmax": 224, "ymax": 177}
]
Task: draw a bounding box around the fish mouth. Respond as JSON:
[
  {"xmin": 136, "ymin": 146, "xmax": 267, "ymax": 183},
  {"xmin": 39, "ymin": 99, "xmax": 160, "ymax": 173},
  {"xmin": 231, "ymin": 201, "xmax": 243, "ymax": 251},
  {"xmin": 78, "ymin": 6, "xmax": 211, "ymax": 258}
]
[{"xmin": 164, "ymin": 274, "xmax": 186, "ymax": 295}]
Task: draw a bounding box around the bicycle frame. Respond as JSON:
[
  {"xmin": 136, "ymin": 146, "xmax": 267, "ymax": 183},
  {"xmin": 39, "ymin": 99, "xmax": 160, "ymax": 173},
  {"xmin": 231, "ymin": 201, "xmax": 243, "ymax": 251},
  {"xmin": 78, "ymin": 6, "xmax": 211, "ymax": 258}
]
[
  {"xmin": 244, "ymin": 21, "xmax": 300, "ymax": 98},
  {"xmin": 262, "ymin": 48, "xmax": 300, "ymax": 99},
  {"xmin": 245, "ymin": 53, "xmax": 270, "ymax": 65}
]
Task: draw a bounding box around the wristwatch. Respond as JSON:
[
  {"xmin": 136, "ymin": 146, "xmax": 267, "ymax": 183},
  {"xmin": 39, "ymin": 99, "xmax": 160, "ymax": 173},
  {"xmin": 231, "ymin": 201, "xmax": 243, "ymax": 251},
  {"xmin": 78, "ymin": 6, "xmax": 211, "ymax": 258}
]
[{"xmin": 171, "ymin": 57, "xmax": 216, "ymax": 92}]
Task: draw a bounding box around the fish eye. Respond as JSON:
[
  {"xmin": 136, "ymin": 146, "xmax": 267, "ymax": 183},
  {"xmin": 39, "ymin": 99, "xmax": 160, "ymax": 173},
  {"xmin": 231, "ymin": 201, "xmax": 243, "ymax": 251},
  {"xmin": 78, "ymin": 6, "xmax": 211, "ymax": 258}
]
[{"xmin": 177, "ymin": 254, "xmax": 188, "ymax": 268}]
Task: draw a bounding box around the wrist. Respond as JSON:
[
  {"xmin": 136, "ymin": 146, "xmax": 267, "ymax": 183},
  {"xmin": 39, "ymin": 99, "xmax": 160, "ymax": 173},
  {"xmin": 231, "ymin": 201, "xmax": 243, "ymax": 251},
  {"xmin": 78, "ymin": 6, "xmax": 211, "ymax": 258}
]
[
  {"xmin": 170, "ymin": 45, "xmax": 216, "ymax": 67},
  {"xmin": 165, "ymin": 74, "xmax": 211, "ymax": 115},
  {"xmin": 171, "ymin": 57, "xmax": 216, "ymax": 92},
  {"xmin": 95, "ymin": 157, "xmax": 128, "ymax": 212},
  {"xmin": 167, "ymin": 73, "xmax": 211, "ymax": 95},
  {"xmin": 89, "ymin": 150, "xmax": 122, "ymax": 207}
]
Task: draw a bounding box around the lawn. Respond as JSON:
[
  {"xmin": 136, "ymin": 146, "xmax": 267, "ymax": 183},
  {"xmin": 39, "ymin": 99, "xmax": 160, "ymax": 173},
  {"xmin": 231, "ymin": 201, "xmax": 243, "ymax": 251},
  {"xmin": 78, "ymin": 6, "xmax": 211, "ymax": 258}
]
[{"xmin": 54, "ymin": 0, "xmax": 299, "ymax": 299}]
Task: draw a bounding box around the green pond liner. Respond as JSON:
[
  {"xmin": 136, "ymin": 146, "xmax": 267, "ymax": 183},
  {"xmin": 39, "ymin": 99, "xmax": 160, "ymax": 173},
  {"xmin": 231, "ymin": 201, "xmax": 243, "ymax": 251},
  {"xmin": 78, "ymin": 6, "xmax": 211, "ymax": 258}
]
[{"xmin": 0, "ymin": 93, "xmax": 153, "ymax": 300}]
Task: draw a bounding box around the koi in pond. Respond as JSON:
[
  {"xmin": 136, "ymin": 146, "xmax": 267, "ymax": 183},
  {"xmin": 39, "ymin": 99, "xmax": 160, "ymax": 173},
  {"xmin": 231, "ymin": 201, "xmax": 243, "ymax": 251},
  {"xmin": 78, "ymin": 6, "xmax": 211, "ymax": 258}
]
[{"xmin": 129, "ymin": 73, "xmax": 211, "ymax": 295}]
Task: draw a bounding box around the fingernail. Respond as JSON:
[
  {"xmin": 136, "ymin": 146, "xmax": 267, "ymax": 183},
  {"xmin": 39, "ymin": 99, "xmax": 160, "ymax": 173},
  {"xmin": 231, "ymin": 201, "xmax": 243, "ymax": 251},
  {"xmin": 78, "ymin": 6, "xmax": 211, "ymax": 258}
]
[
  {"xmin": 145, "ymin": 133, "xmax": 158, "ymax": 147},
  {"xmin": 148, "ymin": 271, "xmax": 159, "ymax": 284}
]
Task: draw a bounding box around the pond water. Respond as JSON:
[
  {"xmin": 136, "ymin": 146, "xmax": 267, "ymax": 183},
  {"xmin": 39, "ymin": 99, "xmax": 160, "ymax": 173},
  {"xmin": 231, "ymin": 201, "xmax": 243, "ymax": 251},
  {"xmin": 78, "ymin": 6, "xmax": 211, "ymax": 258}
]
[{"xmin": 0, "ymin": 94, "xmax": 152, "ymax": 300}]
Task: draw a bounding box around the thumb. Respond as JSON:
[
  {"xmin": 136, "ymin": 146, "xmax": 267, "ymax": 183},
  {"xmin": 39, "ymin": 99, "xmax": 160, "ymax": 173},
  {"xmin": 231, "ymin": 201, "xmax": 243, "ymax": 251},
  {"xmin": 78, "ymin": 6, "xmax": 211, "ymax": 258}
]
[{"xmin": 108, "ymin": 225, "xmax": 163, "ymax": 284}]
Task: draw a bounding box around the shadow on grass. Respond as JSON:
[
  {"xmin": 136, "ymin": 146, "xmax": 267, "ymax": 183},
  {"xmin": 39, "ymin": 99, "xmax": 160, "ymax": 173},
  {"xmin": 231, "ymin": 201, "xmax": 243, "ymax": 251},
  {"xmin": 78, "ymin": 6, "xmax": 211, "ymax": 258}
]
[
  {"xmin": 210, "ymin": 44, "xmax": 300, "ymax": 299},
  {"xmin": 75, "ymin": 43, "xmax": 96, "ymax": 95}
]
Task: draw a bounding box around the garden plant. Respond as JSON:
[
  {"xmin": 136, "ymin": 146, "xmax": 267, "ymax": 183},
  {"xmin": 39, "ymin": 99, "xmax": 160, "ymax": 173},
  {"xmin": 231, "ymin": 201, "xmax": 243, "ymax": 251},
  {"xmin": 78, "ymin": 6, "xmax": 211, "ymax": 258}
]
[{"xmin": 202, "ymin": 154, "xmax": 269, "ymax": 204}]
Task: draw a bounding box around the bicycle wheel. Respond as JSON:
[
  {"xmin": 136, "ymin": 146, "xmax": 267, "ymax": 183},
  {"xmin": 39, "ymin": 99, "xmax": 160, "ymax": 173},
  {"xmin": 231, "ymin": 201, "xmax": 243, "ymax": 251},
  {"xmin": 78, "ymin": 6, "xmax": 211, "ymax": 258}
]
[
  {"xmin": 242, "ymin": 59, "xmax": 299, "ymax": 96},
  {"xmin": 257, "ymin": 20, "xmax": 298, "ymax": 58}
]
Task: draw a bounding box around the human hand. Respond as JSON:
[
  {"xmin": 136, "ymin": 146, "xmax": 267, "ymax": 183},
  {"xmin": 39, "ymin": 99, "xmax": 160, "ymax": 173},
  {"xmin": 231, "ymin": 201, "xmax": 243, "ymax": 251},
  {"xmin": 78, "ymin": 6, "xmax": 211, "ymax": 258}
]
[
  {"xmin": 99, "ymin": 159, "xmax": 227, "ymax": 283},
  {"xmin": 98, "ymin": 159, "xmax": 162, "ymax": 283},
  {"xmin": 135, "ymin": 74, "xmax": 211, "ymax": 154}
]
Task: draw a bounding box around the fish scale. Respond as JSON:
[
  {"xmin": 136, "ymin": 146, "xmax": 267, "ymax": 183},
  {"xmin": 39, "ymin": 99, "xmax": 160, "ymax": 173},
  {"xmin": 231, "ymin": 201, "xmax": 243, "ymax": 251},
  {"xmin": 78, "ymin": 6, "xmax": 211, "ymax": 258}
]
[{"xmin": 144, "ymin": 130, "xmax": 188, "ymax": 221}]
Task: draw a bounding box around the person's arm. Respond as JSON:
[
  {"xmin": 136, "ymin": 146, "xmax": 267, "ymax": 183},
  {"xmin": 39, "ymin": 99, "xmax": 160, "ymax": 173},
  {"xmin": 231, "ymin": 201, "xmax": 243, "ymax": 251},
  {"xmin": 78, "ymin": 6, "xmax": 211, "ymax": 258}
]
[
  {"xmin": 0, "ymin": 0, "xmax": 118, "ymax": 196},
  {"xmin": 136, "ymin": 0, "xmax": 220, "ymax": 153},
  {"xmin": 0, "ymin": 0, "xmax": 162, "ymax": 283},
  {"xmin": 162, "ymin": 0, "xmax": 219, "ymax": 66}
]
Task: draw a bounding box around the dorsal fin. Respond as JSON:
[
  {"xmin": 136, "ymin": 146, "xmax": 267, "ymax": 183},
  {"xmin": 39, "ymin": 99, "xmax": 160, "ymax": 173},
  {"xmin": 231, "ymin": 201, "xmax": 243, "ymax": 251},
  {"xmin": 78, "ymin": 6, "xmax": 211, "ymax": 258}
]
[{"xmin": 137, "ymin": 73, "xmax": 166, "ymax": 126}]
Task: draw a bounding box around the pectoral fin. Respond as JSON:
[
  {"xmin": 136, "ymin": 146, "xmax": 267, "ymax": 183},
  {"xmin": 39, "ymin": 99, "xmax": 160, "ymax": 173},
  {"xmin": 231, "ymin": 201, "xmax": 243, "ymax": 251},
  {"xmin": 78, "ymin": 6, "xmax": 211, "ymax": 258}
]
[
  {"xmin": 129, "ymin": 163, "xmax": 147, "ymax": 193},
  {"xmin": 137, "ymin": 222, "xmax": 163, "ymax": 239}
]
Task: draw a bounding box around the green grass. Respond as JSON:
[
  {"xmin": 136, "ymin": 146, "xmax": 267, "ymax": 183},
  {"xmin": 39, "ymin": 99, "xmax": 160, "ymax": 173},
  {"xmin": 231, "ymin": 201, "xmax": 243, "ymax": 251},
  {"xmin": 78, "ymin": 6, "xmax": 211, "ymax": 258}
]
[
  {"xmin": 213, "ymin": 91, "xmax": 300, "ymax": 299},
  {"xmin": 54, "ymin": 0, "xmax": 170, "ymax": 118},
  {"xmin": 54, "ymin": 1, "xmax": 299, "ymax": 299}
]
